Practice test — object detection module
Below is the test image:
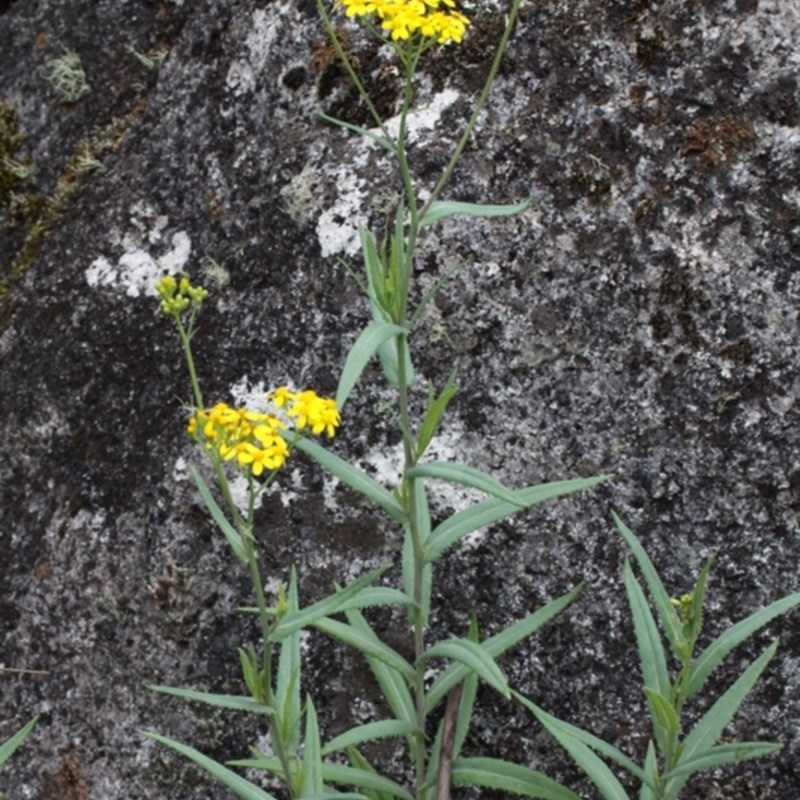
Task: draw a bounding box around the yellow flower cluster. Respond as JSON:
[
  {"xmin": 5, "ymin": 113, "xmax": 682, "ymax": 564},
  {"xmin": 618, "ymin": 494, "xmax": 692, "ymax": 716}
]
[
  {"xmin": 188, "ymin": 389, "xmax": 340, "ymax": 478},
  {"xmin": 271, "ymin": 387, "xmax": 341, "ymax": 438},
  {"xmin": 156, "ymin": 275, "xmax": 208, "ymax": 316},
  {"xmin": 338, "ymin": 0, "xmax": 469, "ymax": 44}
]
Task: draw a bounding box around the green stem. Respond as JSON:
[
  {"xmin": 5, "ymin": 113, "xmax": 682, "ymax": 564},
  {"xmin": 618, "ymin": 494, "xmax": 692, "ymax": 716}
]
[
  {"xmin": 419, "ymin": 0, "xmax": 526, "ymax": 221},
  {"xmin": 240, "ymin": 487, "xmax": 296, "ymax": 799},
  {"xmin": 395, "ymin": 332, "xmax": 428, "ymax": 797},
  {"xmin": 316, "ymin": 0, "xmax": 395, "ymax": 144},
  {"xmin": 176, "ymin": 315, "xmax": 204, "ymax": 411}
]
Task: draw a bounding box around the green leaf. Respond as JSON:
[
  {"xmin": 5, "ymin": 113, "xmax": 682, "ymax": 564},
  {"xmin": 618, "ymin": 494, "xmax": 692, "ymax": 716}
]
[
  {"xmin": 361, "ymin": 227, "xmax": 389, "ymax": 312},
  {"xmin": 421, "ymin": 639, "xmax": 509, "ymax": 698},
  {"xmin": 314, "ymin": 617, "xmax": 416, "ymax": 684},
  {"xmin": 638, "ymin": 741, "xmax": 659, "ymax": 800},
  {"xmin": 623, "ymin": 559, "xmax": 671, "ymax": 755},
  {"xmin": 318, "ymin": 111, "xmax": 396, "ymax": 153},
  {"xmin": 236, "ymin": 751, "xmax": 409, "ymax": 800},
  {"xmin": 271, "ymin": 566, "xmax": 390, "ymax": 640},
  {"xmin": 332, "ymin": 586, "xmax": 416, "ymax": 613},
  {"xmin": 662, "ymin": 741, "xmax": 781, "ymax": 780},
  {"xmin": 414, "ymin": 374, "xmax": 458, "ymax": 461},
  {"xmin": 427, "ymin": 584, "xmax": 582, "ymax": 709},
  {"xmin": 517, "ymin": 703, "xmax": 632, "ymax": 800},
  {"xmin": 291, "ymin": 437, "xmax": 407, "ymax": 525},
  {"xmin": 321, "ymin": 763, "xmax": 413, "ymax": 800},
  {"xmin": 300, "ymin": 795, "xmax": 367, "ymax": 800},
  {"xmin": 146, "ymin": 685, "xmax": 273, "ymax": 715},
  {"xmin": 344, "ymin": 608, "xmax": 416, "ymax": 731},
  {"xmin": 321, "ymin": 720, "xmax": 418, "ymax": 756},
  {"xmin": 451, "ymin": 757, "xmax": 582, "ymax": 800},
  {"xmin": 687, "ymin": 592, "xmax": 800, "ymax": 698},
  {"xmin": 453, "ymin": 616, "xmax": 481, "ymax": 760},
  {"xmin": 301, "ymin": 697, "xmax": 324, "ymax": 797},
  {"xmin": 642, "ymin": 687, "xmax": 681, "ymax": 736},
  {"xmin": 406, "ymin": 462, "xmax": 527, "ymax": 507},
  {"xmin": 0, "ymin": 716, "xmax": 37, "ymax": 767},
  {"xmin": 346, "ymin": 747, "xmax": 395, "ymax": 800},
  {"xmin": 425, "ymin": 475, "xmax": 609, "ymax": 563},
  {"xmin": 612, "ymin": 512, "xmax": 684, "ymax": 659},
  {"xmin": 402, "ymin": 522, "xmax": 431, "ymax": 627},
  {"xmin": 685, "ymin": 553, "xmax": 716, "ymax": 651},
  {"xmin": 190, "ymin": 465, "xmax": 247, "ymax": 563},
  {"xmin": 664, "ymin": 639, "xmax": 780, "ymax": 800},
  {"xmin": 513, "ymin": 692, "xmax": 649, "ymax": 788},
  {"xmin": 420, "ymin": 198, "xmax": 532, "ymax": 227},
  {"xmin": 277, "ymin": 569, "xmax": 302, "ymax": 753},
  {"xmin": 337, "ymin": 322, "xmax": 408, "ymax": 410},
  {"xmin": 141, "ymin": 731, "xmax": 279, "ymax": 800}
]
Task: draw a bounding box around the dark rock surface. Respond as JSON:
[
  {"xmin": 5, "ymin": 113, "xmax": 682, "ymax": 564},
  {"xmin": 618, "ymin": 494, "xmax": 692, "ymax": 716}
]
[{"xmin": 1, "ymin": 0, "xmax": 798, "ymax": 798}]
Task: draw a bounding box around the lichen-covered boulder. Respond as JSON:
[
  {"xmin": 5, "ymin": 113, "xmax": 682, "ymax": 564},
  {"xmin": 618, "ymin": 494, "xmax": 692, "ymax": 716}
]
[{"xmin": 1, "ymin": 0, "xmax": 798, "ymax": 798}]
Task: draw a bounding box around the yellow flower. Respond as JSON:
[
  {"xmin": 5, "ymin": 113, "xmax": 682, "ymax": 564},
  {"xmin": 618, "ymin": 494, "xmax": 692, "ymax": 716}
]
[
  {"xmin": 186, "ymin": 388, "xmax": 338, "ymax": 479},
  {"xmin": 335, "ymin": 0, "xmax": 469, "ymax": 45}
]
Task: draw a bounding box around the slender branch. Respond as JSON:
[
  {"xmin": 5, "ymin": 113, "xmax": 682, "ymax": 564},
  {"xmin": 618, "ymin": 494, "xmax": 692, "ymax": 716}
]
[
  {"xmin": 436, "ymin": 683, "xmax": 463, "ymax": 800},
  {"xmin": 420, "ymin": 0, "xmax": 525, "ymax": 221},
  {"xmin": 316, "ymin": 0, "xmax": 394, "ymax": 142}
]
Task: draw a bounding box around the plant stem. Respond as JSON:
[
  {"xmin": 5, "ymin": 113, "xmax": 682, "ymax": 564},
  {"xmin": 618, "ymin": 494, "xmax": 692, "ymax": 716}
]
[
  {"xmin": 241, "ymin": 494, "xmax": 296, "ymax": 799},
  {"xmin": 420, "ymin": 0, "xmax": 526, "ymax": 221}
]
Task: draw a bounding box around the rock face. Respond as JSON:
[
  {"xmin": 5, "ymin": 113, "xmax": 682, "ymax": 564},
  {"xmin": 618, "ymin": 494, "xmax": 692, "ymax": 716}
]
[{"xmin": 1, "ymin": 0, "xmax": 798, "ymax": 798}]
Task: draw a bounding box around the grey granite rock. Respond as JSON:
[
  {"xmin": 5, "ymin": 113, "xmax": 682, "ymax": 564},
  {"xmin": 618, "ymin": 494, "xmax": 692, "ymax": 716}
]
[{"xmin": 0, "ymin": 0, "xmax": 798, "ymax": 798}]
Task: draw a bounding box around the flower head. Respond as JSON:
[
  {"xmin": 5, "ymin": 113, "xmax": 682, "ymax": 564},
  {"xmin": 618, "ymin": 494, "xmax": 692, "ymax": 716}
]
[
  {"xmin": 336, "ymin": 0, "xmax": 469, "ymax": 45},
  {"xmin": 156, "ymin": 274, "xmax": 208, "ymax": 317},
  {"xmin": 188, "ymin": 388, "xmax": 340, "ymax": 479}
]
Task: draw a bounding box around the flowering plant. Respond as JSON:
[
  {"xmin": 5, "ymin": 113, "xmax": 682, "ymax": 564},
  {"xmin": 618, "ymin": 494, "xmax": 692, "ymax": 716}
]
[{"xmin": 142, "ymin": 1, "xmax": 799, "ymax": 799}]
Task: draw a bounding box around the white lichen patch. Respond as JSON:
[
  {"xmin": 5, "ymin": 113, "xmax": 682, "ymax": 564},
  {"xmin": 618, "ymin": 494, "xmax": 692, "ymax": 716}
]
[
  {"xmin": 316, "ymin": 168, "xmax": 368, "ymax": 258},
  {"xmin": 375, "ymin": 88, "xmax": 460, "ymax": 145},
  {"xmin": 225, "ymin": 7, "xmax": 286, "ymax": 95},
  {"xmin": 85, "ymin": 202, "xmax": 192, "ymax": 297}
]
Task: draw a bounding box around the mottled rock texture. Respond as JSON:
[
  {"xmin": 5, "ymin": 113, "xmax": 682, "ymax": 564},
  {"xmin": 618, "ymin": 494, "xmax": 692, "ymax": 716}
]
[{"xmin": 1, "ymin": 0, "xmax": 798, "ymax": 798}]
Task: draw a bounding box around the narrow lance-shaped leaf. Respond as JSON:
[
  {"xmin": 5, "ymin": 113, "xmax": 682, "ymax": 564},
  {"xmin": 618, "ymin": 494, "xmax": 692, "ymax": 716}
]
[
  {"xmin": 314, "ymin": 617, "xmax": 416, "ymax": 684},
  {"xmin": 612, "ymin": 511, "xmax": 684, "ymax": 658},
  {"xmin": 513, "ymin": 692, "xmax": 649, "ymax": 788},
  {"xmin": 407, "ymin": 461, "xmax": 527, "ymax": 507},
  {"xmin": 0, "ymin": 716, "xmax": 37, "ymax": 767},
  {"xmin": 337, "ymin": 322, "xmax": 408, "ymax": 410},
  {"xmin": 623, "ymin": 559, "xmax": 671, "ymax": 756},
  {"xmin": 291, "ymin": 436, "xmax": 407, "ymax": 525},
  {"xmin": 514, "ymin": 700, "xmax": 632, "ymax": 800},
  {"xmin": 663, "ymin": 639, "xmax": 780, "ymax": 800},
  {"xmin": 190, "ymin": 465, "xmax": 247, "ymax": 563},
  {"xmin": 346, "ymin": 747, "xmax": 395, "ymax": 800},
  {"xmin": 146, "ymin": 685, "xmax": 273, "ymax": 715},
  {"xmin": 662, "ymin": 741, "xmax": 781, "ymax": 782},
  {"xmin": 271, "ymin": 566, "xmax": 390, "ymax": 640},
  {"xmin": 425, "ymin": 475, "xmax": 610, "ymax": 563},
  {"xmin": 321, "ymin": 720, "xmax": 418, "ymax": 757},
  {"xmin": 451, "ymin": 757, "xmax": 583, "ymax": 800},
  {"xmin": 638, "ymin": 742, "xmax": 659, "ymax": 800},
  {"xmin": 687, "ymin": 592, "xmax": 800, "ymax": 698},
  {"xmin": 344, "ymin": 608, "xmax": 416, "ymax": 731},
  {"xmin": 276, "ymin": 568, "xmax": 302, "ymax": 753},
  {"xmin": 414, "ymin": 373, "xmax": 458, "ymax": 461},
  {"xmin": 427, "ymin": 585, "xmax": 583, "ymax": 709},
  {"xmin": 420, "ymin": 198, "xmax": 532, "ymax": 227},
  {"xmin": 241, "ymin": 751, "xmax": 414, "ymax": 800},
  {"xmin": 141, "ymin": 731, "xmax": 279, "ymax": 800},
  {"xmin": 318, "ymin": 111, "xmax": 396, "ymax": 153},
  {"xmin": 301, "ymin": 696, "xmax": 324, "ymax": 797},
  {"xmin": 421, "ymin": 638, "xmax": 509, "ymax": 700}
]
